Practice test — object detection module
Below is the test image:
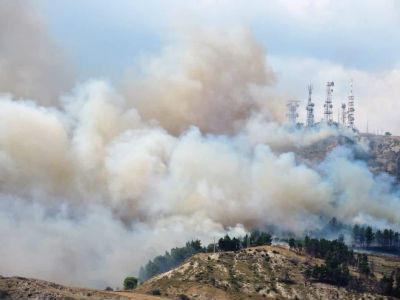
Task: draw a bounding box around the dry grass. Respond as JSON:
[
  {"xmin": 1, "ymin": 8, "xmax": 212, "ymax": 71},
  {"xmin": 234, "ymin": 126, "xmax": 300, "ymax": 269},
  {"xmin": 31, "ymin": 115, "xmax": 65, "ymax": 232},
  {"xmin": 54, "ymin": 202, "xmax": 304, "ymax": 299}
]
[
  {"xmin": 111, "ymin": 291, "xmax": 170, "ymax": 300},
  {"xmin": 136, "ymin": 245, "xmax": 398, "ymax": 300}
]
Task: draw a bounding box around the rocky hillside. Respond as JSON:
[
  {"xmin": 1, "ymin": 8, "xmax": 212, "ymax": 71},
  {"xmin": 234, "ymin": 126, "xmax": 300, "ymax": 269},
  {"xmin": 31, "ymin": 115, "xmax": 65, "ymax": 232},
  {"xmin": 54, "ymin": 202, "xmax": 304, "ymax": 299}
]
[
  {"xmin": 361, "ymin": 134, "xmax": 400, "ymax": 178},
  {"xmin": 0, "ymin": 276, "xmax": 162, "ymax": 300},
  {"xmin": 136, "ymin": 245, "xmax": 400, "ymax": 300},
  {"xmin": 296, "ymin": 134, "xmax": 400, "ymax": 180}
]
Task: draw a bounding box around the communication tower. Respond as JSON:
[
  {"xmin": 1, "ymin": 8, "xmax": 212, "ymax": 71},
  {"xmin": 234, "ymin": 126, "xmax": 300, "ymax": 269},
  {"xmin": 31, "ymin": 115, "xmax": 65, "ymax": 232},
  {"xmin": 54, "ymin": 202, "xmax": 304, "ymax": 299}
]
[
  {"xmin": 306, "ymin": 84, "xmax": 315, "ymax": 127},
  {"xmin": 286, "ymin": 100, "xmax": 300, "ymax": 125},
  {"xmin": 324, "ymin": 81, "xmax": 334, "ymax": 124},
  {"xmin": 341, "ymin": 103, "xmax": 347, "ymax": 126},
  {"xmin": 347, "ymin": 80, "xmax": 355, "ymax": 128}
]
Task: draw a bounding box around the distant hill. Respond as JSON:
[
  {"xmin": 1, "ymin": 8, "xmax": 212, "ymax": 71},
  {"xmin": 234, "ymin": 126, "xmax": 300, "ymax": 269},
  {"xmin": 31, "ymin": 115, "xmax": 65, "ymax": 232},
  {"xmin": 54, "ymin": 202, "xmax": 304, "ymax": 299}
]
[
  {"xmin": 0, "ymin": 276, "xmax": 162, "ymax": 300},
  {"xmin": 136, "ymin": 245, "xmax": 400, "ymax": 300}
]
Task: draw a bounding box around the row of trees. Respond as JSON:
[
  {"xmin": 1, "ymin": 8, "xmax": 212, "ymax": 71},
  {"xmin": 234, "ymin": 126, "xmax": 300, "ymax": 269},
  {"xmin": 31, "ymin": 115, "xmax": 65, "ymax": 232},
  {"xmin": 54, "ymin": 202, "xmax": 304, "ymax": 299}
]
[
  {"xmin": 301, "ymin": 237, "xmax": 376, "ymax": 287},
  {"xmin": 139, "ymin": 231, "xmax": 272, "ymax": 282},
  {"xmin": 303, "ymin": 237, "xmax": 355, "ymax": 286},
  {"xmin": 219, "ymin": 230, "xmax": 272, "ymax": 251},
  {"xmin": 304, "ymin": 236, "xmax": 355, "ymax": 264},
  {"xmin": 352, "ymin": 225, "xmax": 400, "ymax": 251},
  {"xmin": 139, "ymin": 240, "xmax": 204, "ymax": 281}
]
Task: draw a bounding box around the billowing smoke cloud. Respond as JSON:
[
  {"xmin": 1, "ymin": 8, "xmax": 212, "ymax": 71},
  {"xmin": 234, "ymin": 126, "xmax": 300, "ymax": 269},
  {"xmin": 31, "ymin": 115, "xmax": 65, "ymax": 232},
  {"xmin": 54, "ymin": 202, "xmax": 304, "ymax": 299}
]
[
  {"xmin": 122, "ymin": 27, "xmax": 281, "ymax": 135},
  {"xmin": 0, "ymin": 0, "xmax": 74, "ymax": 105},
  {"xmin": 0, "ymin": 24, "xmax": 399, "ymax": 290}
]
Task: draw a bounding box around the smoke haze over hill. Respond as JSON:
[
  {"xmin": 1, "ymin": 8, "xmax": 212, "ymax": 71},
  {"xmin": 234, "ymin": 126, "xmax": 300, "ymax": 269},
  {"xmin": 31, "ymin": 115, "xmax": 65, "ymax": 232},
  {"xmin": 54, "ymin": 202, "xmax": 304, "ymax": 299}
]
[{"xmin": 1, "ymin": 1, "xmax": 400, "ymax": 289}]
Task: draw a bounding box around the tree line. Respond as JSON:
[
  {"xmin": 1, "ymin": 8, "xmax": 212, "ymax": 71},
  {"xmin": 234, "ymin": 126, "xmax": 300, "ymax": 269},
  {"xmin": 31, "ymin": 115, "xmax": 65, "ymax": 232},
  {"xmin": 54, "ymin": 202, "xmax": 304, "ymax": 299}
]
[
  {"xmin": 138, "ymin": 230, "xmax": 272, "ymax": 282},
  {"xmin": 352, "ymin": 225, "xmax": 400, "ymax": 251},
  {"xmin": 302, "ymin": 237, "xmax": 356, "ymax": 285}
]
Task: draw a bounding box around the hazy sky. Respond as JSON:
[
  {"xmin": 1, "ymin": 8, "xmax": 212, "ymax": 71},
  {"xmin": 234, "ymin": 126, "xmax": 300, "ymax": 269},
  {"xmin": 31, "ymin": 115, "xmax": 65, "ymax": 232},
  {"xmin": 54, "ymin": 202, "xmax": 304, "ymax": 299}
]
[{"xmin": 22, "ymin": 0, "xmax": 400, "ymax": 133}]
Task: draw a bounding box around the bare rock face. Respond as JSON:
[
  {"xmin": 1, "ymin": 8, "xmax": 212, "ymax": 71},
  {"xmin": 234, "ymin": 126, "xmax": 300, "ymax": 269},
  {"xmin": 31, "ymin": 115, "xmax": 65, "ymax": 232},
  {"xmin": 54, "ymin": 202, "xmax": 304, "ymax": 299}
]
[{"xmin": 0, "ymin": 276, "xmax": 128, "ymax": 300}]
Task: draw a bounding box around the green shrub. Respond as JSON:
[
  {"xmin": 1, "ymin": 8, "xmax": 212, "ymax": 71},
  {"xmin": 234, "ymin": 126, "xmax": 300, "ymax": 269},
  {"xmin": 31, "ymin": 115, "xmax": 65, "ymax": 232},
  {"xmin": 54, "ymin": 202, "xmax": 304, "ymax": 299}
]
[{"xmin": 123, "ymin": 277, "xmax": 138, "ymax": 290}]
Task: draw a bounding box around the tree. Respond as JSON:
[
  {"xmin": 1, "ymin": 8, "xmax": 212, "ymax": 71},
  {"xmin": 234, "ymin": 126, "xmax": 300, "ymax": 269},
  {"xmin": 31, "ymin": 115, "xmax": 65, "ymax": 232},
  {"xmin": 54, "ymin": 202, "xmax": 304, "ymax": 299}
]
[
  {"xmin": 379, "ymin": 274, "xmax": 393, "ymax": 295},
  {"xmin": 376, "ymin": 230, "xmax": 383, "ymax": 247},
  {"xmin": 352, "ymin": 225, "xmax": 361, "ymax": 246},
  {"xmin": 123, "ymin": 277, "xmax": 138, "ymax": 290},
  {"xmin": 359, "ymin": 227, "xmax": 366, "ymax": 247},
  {"xmin": 257, "ymin": 232, "xmax": 272, "ymax": 246},
  {"xmin": 218, "ymin": 235, "xmax": 240, "ymax": 251},
  {"xmin": 383, "ymin": 229, "xmax": 390, "ymax": 248},
  {"xmin": 357, "ymin": 254, "xmax": 370, "ymax": 275},
  {"xmin": 249, "ymin": 230, "xmax": 272, "ymax": 247},
  {"xmin": 365, "ymin": 226, "xmax": 374, "ymax": 248},
  {"xmin": 289, "ymin": 238, "xmax": 296, "ymax": 249}
]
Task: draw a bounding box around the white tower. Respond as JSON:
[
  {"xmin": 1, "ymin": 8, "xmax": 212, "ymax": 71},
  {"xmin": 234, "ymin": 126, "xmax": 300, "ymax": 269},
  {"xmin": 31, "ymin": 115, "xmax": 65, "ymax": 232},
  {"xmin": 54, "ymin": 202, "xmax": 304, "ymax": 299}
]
[
  {"xmin": 324, "ymin": 81, "xmax": 334, "ymax": 124},
  {"xmin": 306, "ymin": 84, "xmax": 315, "ymax": 127},
  {"xmin": 347, "ymin": 80, "xmax": 355, "ymax": 128},
  {"xmin": 286, "ymin": 100, "xmax": 300, "ymax": 125}
]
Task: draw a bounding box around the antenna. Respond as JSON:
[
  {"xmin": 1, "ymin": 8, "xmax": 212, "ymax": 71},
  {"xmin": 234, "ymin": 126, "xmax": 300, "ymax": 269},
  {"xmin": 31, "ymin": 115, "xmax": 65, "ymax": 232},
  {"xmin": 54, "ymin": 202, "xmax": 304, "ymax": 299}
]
[
  {"xmin": 341, "ymin": 103, "xmax": 347, "ymax": 126},
  {"xmin": 324, "ymin": 81, "xmax": 334, "ymax": 124},
  {"xmin": 286, "ymin": 100, "xmax": 300, "ymax": 125},
  {"xmin": 347, "ymin": 79, "xmax": 355, "ymax": 128},
  {"xmin": 306, "ymin": 84, "xmax": 315, "ymax": 127}
]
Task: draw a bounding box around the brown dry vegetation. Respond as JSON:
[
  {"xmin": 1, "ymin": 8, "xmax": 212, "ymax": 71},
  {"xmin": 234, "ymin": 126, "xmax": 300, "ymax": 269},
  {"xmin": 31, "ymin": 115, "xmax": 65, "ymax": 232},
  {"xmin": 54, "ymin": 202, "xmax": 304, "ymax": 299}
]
[
  {"xmin": 136, "ymin": 245, "xmax": 400, "ymax": 300},
  {"xmin": 2, "ymin": 246, "xmax": 400, "ymax": 300},
  {"xmin": 0, "ymin": 276, "xmax": 164, "ymax": 300}
]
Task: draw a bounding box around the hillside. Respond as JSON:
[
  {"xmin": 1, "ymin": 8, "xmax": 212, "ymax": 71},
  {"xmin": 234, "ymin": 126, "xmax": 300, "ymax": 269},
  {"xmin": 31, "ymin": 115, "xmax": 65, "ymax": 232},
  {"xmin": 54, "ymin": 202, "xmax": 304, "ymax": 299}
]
[
  {"xmin": 136, "ymin": 245, "xmax": 400, "ymax": 300},
  {"xmin": 0, "ymin": 276, "xmax": 163, "ymax": 300},
  {"xmin": 296, "ymin": 134, "xmax": 400, "ymax": 180},
  {"xmin": 362, "ymin": 134, "xmax": 400, "ymax": 178}
]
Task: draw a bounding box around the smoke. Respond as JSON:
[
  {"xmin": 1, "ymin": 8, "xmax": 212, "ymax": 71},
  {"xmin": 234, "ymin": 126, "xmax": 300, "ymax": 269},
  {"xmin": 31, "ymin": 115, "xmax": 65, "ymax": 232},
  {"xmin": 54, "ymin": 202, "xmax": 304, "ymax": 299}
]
[
  {"xmin": 0, "ymin": 0, "xmax": 74, "ymax": 105},
  {"xmin": 1, "ymin": 24, "xmax": 400, "ymax": 289},
  {"xmin": 122, "ymin": 27, "xmax": 280, "ymax": 135}
]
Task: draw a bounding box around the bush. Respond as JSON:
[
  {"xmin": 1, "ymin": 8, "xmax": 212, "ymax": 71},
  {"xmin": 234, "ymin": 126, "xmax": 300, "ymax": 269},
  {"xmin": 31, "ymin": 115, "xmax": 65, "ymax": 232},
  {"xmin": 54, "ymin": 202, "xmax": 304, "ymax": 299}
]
[
  {"xmin": 104, "ymin": 286, "xmax": 113, "ymax": 291},
  {"xmin": 123, "ymin": 277, "xmax": 138, "ymax": 290},
  {"xmin": 178, "ymin": 294, "xmax": 190, "ymax": 300},
  {"xmin": 379, "ymin": 275, "xmax": 393, "ymax": 295},
  {"xmin": 152, "ymin": 290, "xmax": 161, "ymax": 295}
]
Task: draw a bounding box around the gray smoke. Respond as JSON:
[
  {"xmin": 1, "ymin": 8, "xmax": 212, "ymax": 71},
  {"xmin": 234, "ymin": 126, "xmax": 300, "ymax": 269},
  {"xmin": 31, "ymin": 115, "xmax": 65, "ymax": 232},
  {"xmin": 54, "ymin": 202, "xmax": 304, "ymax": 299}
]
[
  {"xmin": 0, "ymin": 19, "xmax": 399, "ymax": 289},
  {"xmin": 0, "ymin": 0, "xmax": 74, "ymax": 105}
]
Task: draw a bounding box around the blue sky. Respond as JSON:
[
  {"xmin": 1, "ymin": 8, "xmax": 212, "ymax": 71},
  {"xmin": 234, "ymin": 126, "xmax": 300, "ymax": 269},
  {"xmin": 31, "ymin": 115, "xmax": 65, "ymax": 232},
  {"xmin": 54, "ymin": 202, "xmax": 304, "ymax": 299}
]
[
  {"xmin": 31, "ymin": 0, "xmax": 400, "ymax": 133},
  {"xmin": 35, "ymin": 0, "xmax": 400, "ymax": 77}
]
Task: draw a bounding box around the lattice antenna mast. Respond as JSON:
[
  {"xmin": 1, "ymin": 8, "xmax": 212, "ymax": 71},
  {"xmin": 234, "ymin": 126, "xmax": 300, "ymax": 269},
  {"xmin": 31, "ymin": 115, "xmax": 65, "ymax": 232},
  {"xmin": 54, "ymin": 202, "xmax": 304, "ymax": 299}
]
[
  {"xmin": 324, "ymin": 81, "xmax": 334, "ymax": 124},
  {"xmin": 306, "ymin": 84, "xmax": 315, "ymax": 127},
  {"xmin": 341, "ymin": 103, "xmax": 347, "ymax": 125},
  {"xmin": 286, "ymin": 100, "xmax": 300, "ymax": 125},
  {"xmin": 347, "ymin": 79, "xmax": 355, "ymax": 128}
]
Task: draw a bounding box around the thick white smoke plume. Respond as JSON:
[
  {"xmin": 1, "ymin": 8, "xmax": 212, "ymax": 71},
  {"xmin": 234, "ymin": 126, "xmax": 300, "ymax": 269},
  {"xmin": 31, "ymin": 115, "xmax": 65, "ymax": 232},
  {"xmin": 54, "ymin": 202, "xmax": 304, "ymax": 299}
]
[
  {"xmin": 0, "ymin": 21, "xmax": 399, "ymax": 289},
  {"xmin": 122, "ymin": 27, "xmax": 281, "ymax": 135},
  {"xmin": 0, "ymin": 1, "xmax": 74, "ymax": 105}
]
